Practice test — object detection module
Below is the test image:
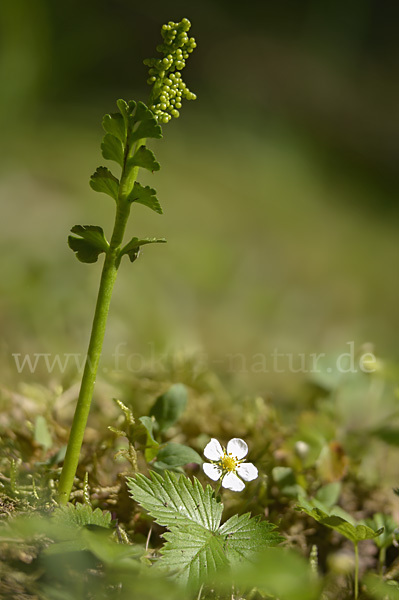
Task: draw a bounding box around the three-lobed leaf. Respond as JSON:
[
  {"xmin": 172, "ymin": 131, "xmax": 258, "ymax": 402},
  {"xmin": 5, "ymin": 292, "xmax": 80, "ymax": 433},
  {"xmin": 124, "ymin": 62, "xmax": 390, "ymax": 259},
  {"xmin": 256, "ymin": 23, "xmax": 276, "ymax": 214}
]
[
  {"xmin": 219, "ymin": 512, "xmax": 283, "ymax": 567},
  {"xmin": 127, "ymin": 471, "xmax": 282, "ymax": 589},
  {"xmin": 161, "ymin": 523, "xmax": 229, "ymax": 587}
]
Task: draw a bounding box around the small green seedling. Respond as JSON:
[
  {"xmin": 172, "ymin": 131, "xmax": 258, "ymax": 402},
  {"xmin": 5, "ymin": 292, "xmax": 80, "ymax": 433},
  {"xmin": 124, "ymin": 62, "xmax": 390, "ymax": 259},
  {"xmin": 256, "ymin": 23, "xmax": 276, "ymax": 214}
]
[
  {"xmin": 298, "ymin": 497, "xmax": 384, "ymax": 599},
  {"xmin": 57, "ymin": 19, "xmax": 197, "ymax": 505}
]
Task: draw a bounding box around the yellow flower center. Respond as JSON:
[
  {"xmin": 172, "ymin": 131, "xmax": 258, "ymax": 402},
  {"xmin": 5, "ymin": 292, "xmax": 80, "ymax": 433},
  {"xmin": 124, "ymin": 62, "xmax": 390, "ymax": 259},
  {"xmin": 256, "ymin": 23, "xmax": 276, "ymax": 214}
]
[{"xmin": 220, "ymin": 453, "xmax": 238, "ymax": 472}]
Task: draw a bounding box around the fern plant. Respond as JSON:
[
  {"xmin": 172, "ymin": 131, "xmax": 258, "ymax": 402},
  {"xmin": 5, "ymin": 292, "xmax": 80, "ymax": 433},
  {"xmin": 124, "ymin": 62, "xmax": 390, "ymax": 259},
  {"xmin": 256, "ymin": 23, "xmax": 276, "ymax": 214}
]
[{"xmin": 57, "ymin": 19, "xmax": 197, "ymax": 505}]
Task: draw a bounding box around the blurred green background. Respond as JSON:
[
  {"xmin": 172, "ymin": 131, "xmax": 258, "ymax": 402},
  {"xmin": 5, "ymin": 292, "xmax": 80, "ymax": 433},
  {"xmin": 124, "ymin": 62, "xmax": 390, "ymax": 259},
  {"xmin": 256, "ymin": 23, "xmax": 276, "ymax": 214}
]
[{"xmin": 1, "ymin": 0, "xmax": 398, "ymax": 394}]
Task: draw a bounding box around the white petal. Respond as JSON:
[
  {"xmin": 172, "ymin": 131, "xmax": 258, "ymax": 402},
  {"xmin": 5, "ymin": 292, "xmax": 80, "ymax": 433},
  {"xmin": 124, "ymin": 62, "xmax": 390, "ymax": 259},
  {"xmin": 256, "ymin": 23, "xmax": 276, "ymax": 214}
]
[
  {"xmin": 203, "ymin": 463, "xmax": 222, "ymax": 481},
  {"xmin": 236, "ymin": 462, "xmax": 258, "ymax": 482},
  {"xmin": 226, "ymin": 438, "xmax": 248, "ymax": 460},
  {"xmin": 203, "ymin": 438, "xmax": 223, "ymax": 461},
  {"xmin": 222, "ymin": 472, "xmax": 245, "ymax": 492}
]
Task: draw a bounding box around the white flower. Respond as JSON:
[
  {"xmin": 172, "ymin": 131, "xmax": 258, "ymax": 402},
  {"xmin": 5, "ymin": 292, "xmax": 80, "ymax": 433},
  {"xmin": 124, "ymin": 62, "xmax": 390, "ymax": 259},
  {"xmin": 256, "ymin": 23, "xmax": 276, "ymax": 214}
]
[{"xmin": 202, "ymin": 437, "xmax": 258, "ymax": 492}]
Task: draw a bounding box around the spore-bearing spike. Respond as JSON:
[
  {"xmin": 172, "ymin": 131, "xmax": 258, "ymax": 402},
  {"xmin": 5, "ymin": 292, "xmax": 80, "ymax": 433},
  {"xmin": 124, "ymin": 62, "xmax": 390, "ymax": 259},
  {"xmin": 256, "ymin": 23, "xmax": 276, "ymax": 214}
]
[{"xmin": 145, "ymin": 18, "xmax": 197, "ymax": 124}]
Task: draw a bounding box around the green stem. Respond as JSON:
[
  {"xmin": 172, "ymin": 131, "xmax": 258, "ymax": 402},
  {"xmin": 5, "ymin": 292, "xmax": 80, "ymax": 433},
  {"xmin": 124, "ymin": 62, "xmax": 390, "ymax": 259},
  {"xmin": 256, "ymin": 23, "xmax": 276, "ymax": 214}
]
[
  {"xmin": 354, "ymin": 542, "xmax": 359, "ymax": 600},
  {"xmin": 57, "ymin": 107, "xmax": 143, "ymax": 504},
  {"xmin": 214, "ymin": 480, "xmax": 222, "ymax": 498},
  {"xmin": 57, "ymin": 199, "xmax": 133, "ymax": 505},
  {"xmin": 57, "ymin": 253, "xmax": 119, "ymax": 504}
]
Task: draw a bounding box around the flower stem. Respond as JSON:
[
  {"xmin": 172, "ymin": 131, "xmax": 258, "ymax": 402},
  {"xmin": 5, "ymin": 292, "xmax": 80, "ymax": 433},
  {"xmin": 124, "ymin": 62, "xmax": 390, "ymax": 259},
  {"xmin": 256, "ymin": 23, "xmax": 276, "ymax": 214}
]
[
  {"xmin": 214, "ymin": 481, "xmax": 222, "ymax": 498},
  {"xmin": 57, "ymin": 202, "xmax": 133, "ymax": 505},
  {"xmin": 354, "ymin": 542, "xmax": 359, "ymax": 600}
]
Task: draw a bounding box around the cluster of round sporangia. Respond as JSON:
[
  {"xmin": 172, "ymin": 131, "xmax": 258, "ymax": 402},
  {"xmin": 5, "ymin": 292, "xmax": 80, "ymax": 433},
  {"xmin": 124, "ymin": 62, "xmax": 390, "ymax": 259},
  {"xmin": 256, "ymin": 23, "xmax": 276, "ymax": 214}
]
[{"xmin": 145, "ymin": 18, "xmax": 197, "ymax": 124}]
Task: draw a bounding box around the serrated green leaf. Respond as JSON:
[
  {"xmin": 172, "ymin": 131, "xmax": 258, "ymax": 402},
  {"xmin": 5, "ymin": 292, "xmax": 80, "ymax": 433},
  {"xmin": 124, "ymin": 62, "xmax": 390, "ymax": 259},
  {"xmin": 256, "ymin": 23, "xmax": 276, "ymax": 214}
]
[
  {"xmin": 161, "ymin": 523, "xmax": 229, "ymax": 588},
  {"xmin": 129, "ymin": 146, "xmax": 160, "ymax": 172},
  {"xmin": 219, "ymin": 513, "xmax": 283, "ymax": 567},
  {"xmin": 154, "ymin": 443, "xmax": 203, "ymax": 471},
  {"xmin": 150, "ymin": 383, "xmax": 187, "ymax": 432},
  {"xmin": 102, "ymin": 112, "xmax": 126, "ymax": 143},
  {"xmin": 126, "ymin": 182, "xmax": 162, "ymax": 213},
  {"xmin": 119, "ymin": 236, "xmax": 166, "ymax": 264},
  {"xmin": 127, "ymin": 471, "xmax": 222, "ymax": 532},
  {"xmin": 52, "ymin": 503, "xmax": 112, "ymax": 529},
  {"xmin": 68, "ymin": 225, "xmax": 109, "ymax": 264},
  {"xmin": 90, "ymin": 166, "xmax": 119, "ymax": 201},
  {"xmin": 101, "ymin": 133, "xmax": 124, "ymax": 166},
  {"xmin": 297, "ymin": 501, "xmax": 383, "ymax": 543}
]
